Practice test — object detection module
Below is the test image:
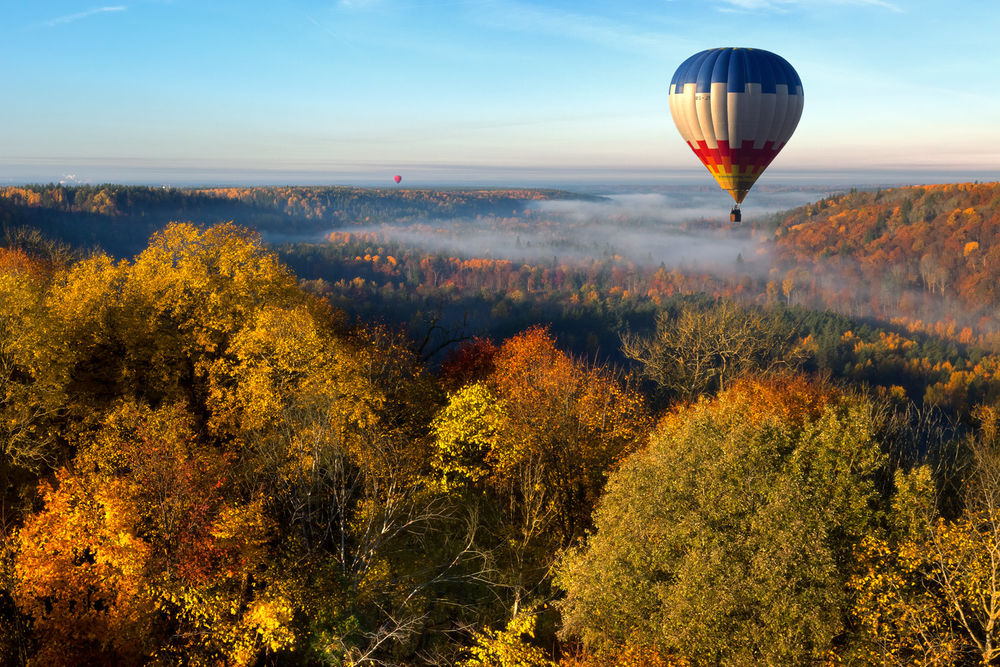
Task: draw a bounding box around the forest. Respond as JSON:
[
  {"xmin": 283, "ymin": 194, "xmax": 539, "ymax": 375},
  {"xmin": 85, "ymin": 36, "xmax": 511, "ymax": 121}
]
[
  {"xmin": 3, "ymin": 183, "xmax": 1000, "ymax": 665},
  {"xmin": 0, "ymin": 184, "xmax": 597, "ymax": 258}
]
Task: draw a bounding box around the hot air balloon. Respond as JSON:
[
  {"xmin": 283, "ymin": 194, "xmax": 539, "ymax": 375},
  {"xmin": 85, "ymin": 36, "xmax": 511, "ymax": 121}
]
[
  {"xmin": 393, "ymin": 175, "xmax": 402, "ymax": 184},
  {"xmin": 668, "ymin": 47, "xmax": 803, "ymax": 222}
]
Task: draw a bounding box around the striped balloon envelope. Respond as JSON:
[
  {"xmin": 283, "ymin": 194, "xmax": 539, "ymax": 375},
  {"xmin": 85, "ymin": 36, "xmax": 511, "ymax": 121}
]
[{"xmin": 668, "ymin": 47, "xmax": 803, "ymax": 205}]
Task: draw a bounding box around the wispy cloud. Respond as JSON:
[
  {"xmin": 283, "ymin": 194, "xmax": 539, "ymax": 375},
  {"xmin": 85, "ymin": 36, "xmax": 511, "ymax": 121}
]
[
  {"xmin": 43, "ymin": 6, "xmax": 127, "ymax": 27},
  {"xmin": 474, "ymin": 0, "xmax": 686, "ymax": 56},
  {"xmin": 717, "ymin": 0, "xmax": 903, "ymax": 13}
]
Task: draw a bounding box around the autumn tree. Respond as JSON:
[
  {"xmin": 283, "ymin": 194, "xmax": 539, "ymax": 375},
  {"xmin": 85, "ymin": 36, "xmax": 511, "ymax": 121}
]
[
  {"xmin": 848, "ymin": 405, "xmax": 1000, "ymax": 664},
  {"xmin": 485, "ymin": 328, "xmax": 649, "ymax": 548},
  {"xmin": 459, "ymin": 607, "xmax": 556, "ymax": 667},
  {"xmin": 14, "ymin": 466, "xmax": 155, "ymax": 666},
  {"xmin": 210, "ymin": 308, "xmax": 473, "ymax": 663},
  {"xmin": 432, "ymin": 327, "xmax": 651, "ymax": 629},
  {"xmin": 0, "ymin": 264, "xmax": 69, "ymax": 480},
  {"xmin": 556, "ymin": 376, "xmax": 884, "ymax": 665},
  {"xmin": 14, "ymin": 402, "xmax": 290, "ymax": 666},
  {"xmin": 4, "ymin": 222, "xmax": 476, "ymax": 665}
]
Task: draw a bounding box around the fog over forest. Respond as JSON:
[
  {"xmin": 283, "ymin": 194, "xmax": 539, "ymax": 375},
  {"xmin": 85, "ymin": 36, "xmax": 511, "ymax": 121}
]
[{"xmin": 331, "ymin": 187, "xmax": 837, "ymax": 270}]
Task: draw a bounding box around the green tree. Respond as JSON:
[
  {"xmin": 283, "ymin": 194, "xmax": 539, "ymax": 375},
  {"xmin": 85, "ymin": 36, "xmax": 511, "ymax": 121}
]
[{"xmin": 556, "ymin": 376, "xmax": 884, "ymax": 665}]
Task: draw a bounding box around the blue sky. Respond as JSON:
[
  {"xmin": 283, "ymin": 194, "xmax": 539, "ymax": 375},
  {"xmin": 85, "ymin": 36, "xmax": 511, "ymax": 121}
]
[{"xmin": 2, "ymin": 0, "xmax": 998, "ymax": 185}]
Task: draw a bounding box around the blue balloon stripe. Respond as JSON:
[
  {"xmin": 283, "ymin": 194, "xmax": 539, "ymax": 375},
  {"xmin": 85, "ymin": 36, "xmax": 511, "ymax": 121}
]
[
  {"xmin": 671, "ymin": 52, "xmax": 702, "ymax": 94},
  {"xmin": 696, "ymin": 49, "xmax": 721, "ymax": 93},
  {"xmin": 727, "ymin": 49, "xmax": 746, "ymax": 95},
  {"xmin": 757, "ymin": 49, "xmax": 778, "ymax": 94},
  {"xmin": 671, "ymin": 48, "xmax": 802, "ymax": 95},
  {"xmin": 711, "ymin": 49, "xmax": 731, "ymax": 92}
]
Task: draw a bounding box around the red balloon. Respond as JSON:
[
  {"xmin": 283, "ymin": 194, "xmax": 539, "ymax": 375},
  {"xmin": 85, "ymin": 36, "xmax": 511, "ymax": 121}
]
[{"xmin": 393, "ymin": 175, "xmax": 402, "ymax": 184}]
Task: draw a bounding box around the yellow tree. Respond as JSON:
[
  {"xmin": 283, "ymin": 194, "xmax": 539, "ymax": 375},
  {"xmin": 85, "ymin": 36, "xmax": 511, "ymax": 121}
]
[
  {"xmin": 432, "ymin": 327, "xmax": 651, "ymax": 624},
  {"xmin": 430, "ymin": 382, "xmax": 505, "ymax": 490},
  {"xmin": 848, "ymin": 467, "xmax": 964, "ymax": 665},
  {"xmin": 460, "ymin": 607, "xmax": 556, "ymax": 667},
  {"xmin": 10, "ymin": 224, "xmax": 315, "ymax": 665},
  {"xmin": 209, "ymin": 298, "xmax": 466, "ymax": 662},
  {"xmin": 7, "ymin": 222, "xmax": 484, "ymax": 664},
  {"xmin": 118, "ymin": 222, "xmax": 301, "ymax": 408},
  {"xmin": 849, "ymin": 406, "xmax": 1000, "ymax": 665},
  {"xmin": 41, "ymin": 253, "xmax": 128, "ymax": 427},
  {"xmin": 0, "ymin": 261, "xmax": 77, "ymax": 478}
]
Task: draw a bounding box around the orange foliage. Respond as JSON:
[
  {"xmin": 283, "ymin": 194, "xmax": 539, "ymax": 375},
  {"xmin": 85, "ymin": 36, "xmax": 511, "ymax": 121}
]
[
  {"xmin": 774, "ymin": 182, "xmax": 1000, "ymax": 335},
  {"xmin": 482, "ymin": 327, "xmax": 651, "ymax": 542},
  {"xmin": 658, "ymin": 374, "xmax": 840, "ymax": 434},
  {"xmin": 0, "ymin": 247, "xmax": 50, "ymax": 280},
  {"xmin": 0, "ymin": 187, "xmax": 43, "ymax": 207},
  {"xmin": 14, "ymin": 469, "xmax": 154, "ymax": 665}
]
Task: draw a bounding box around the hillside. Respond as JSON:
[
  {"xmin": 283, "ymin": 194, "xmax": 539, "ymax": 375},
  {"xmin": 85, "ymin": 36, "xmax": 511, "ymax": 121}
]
[{"xmin": 767, "ymin": 182, "xmax": 1000, "ymax": 334}]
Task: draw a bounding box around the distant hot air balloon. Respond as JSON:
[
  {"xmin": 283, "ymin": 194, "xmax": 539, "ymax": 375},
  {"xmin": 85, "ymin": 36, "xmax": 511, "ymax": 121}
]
[
  {"xmin": 668, "ymin": 47, "xmax": 803, "ymax": 222},
  {"xmin": 393, "ymin": 175, "xmax": 402, "ymax": 184}
]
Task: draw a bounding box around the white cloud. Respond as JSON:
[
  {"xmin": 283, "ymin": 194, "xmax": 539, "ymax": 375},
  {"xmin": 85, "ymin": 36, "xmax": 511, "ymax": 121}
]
[{"xmin": 43, "ymin": 6, "xmax": 127, "ymax": 27}]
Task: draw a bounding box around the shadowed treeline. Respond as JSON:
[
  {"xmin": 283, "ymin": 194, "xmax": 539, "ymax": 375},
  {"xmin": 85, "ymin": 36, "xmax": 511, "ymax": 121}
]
[{"xmin": 0, "ymin": 184, "xmax": 601, "ymax": 257}]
